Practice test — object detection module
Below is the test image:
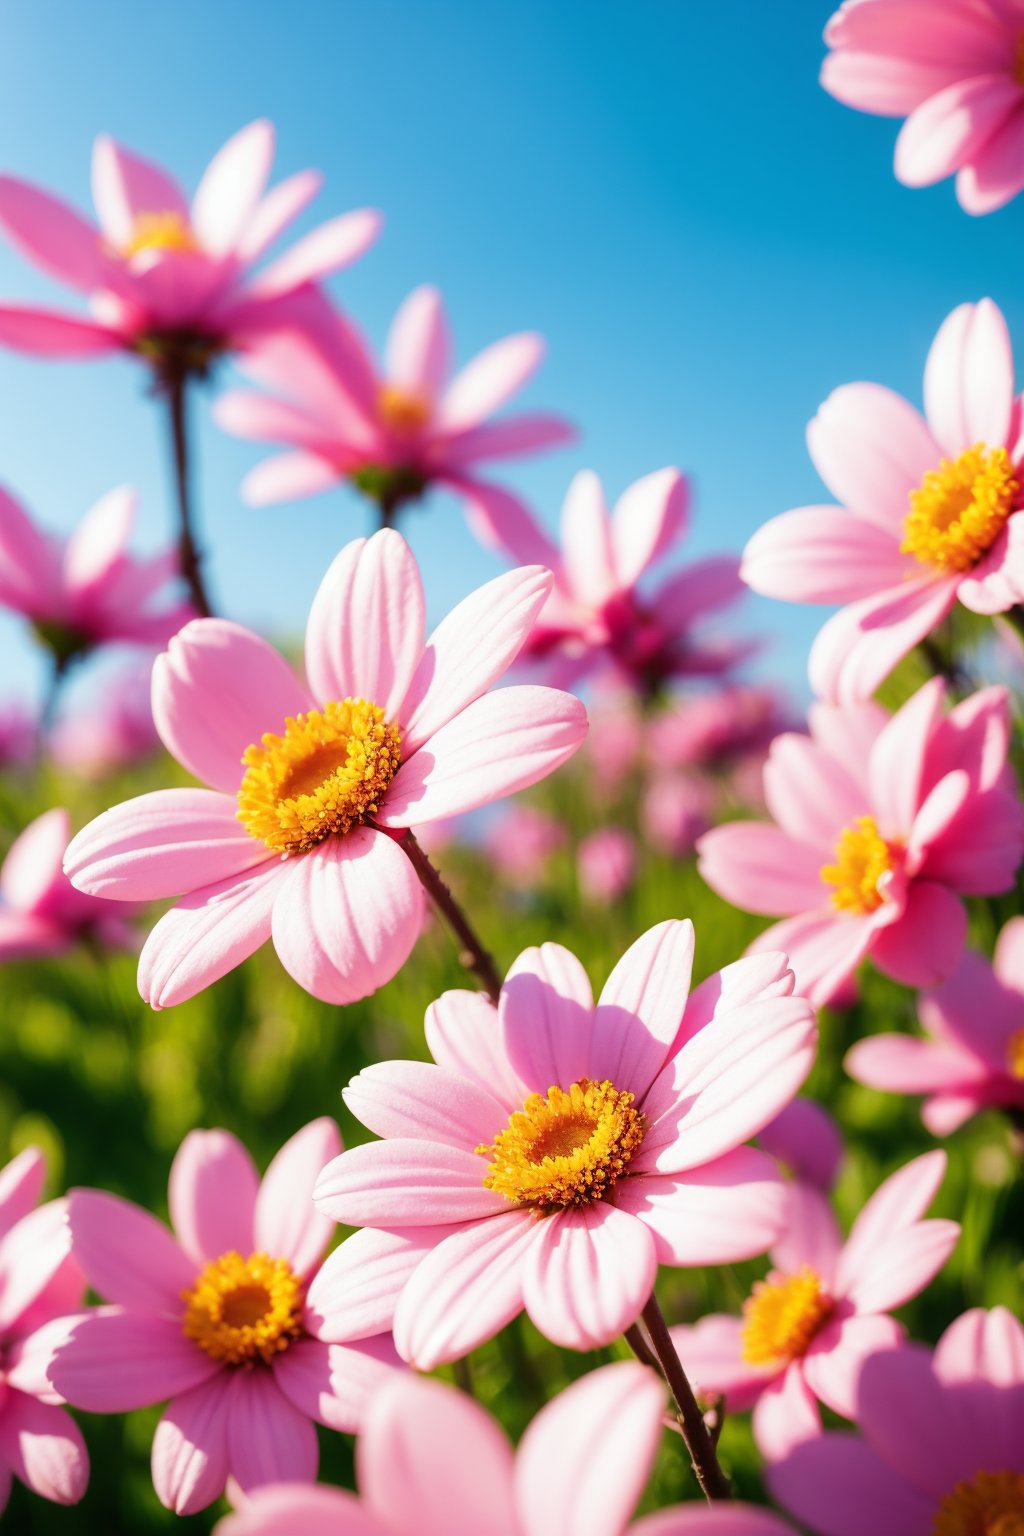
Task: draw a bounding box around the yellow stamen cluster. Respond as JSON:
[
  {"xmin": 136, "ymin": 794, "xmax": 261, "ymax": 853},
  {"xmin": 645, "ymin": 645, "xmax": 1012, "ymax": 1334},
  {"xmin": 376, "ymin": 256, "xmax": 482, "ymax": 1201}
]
[
  {"xmin": 182, "ymin": 1250, "xmax": 303, "ymax": 1366},
  {"xmin": 237, "ymin": 698, "xmax": 401, "ymax": 856},
  {"xmin": 477, "ymin": 1078, "xmax": 647, "ymax": 1211},
  {"xmin": 902, "ymin": 444, "xmax": 1018, "ymax": 574},
  {"xmin": 821, "ymin": 815, "xmax": 894, "ymax": 914},
  {"xmin": 740, "ymin": 1266, "xmax": 833, "ymax": 1368},
  {"xmin": 121, "ymin": 211, "xmax": 200, "ymax": 258},
  {"xmin": 378, "ymin": 383, "xmax": 432, "ymax": 434},
  {"xmin": 1006, "ymin": 1027, "xmax": 1024, "ymax": 1082},
  {"xmin": 932, "ymin": 1470, "xmax": 1024, "ymax": 1536}
]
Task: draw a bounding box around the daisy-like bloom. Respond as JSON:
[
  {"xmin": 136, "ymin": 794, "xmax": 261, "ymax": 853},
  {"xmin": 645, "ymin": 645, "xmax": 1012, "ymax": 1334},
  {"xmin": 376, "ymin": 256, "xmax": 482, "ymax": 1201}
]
[
  {"xmin": 822, "ymin": 0, "xmax": 1024, "ymax": 215},
  {"xmin": 49, "ymin": 1121, "xmax": 403, "ymax": 1516},
  {"xmin": 313, "ymin": 921, "xmax": 815, "ymax": 1368},
  {"xmin": 213, "ymin": 284, "xmax": 575, "ymax": 521},
  {"xmin": 63, "ymin": 529, "xmax": 586, "ymax": 1008},
  {"xmin": 648, "ymin": 687, "xmax": 793, "ymax": 773},
  {"xmin": 0, "ymin": 483, "xmax": 192, "ymax": 665},
  {"xmin": 847, "ymin": 917, "xmax": 1024, "ymax": 1133},
  {"xmin": 578, "ymin": 827, "xmax": 636, "ymax": 902},
  {"xmin": 0, "ymin": 808, "xmax": 137, "ymax": 962},
  {"xmin": 743, "ymin": 300, "xmax": 1024, "ymax": 704},
  {"xmin": 672, "ymin": 1151, "xmax": 959, "ymax": 1461},
  {"xmin": 472, "ymin": 467, "xmax": 749, "ymax": 693},
  {"xmin": 215, "ymin": 1361, "xmax": 797, "ymax": 1536},
  {"xmin": 0, "ymin": 1146, "xmax": 89, "ymax": 1513},
  {"xmin": 697, "ymin": 679, "xmax": 1024, "ymax": 1008},
  {"xmin": 770, "ymin": 1307, "xmax": 1024, "ymax": 1536},
  {"xmin": 0, "ymin": 120, "xmax": 380, "ymax": 370}
]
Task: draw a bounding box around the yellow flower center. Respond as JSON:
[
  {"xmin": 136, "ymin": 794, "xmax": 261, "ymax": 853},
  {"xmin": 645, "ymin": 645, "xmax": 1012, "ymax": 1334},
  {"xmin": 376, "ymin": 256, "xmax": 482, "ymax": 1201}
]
[
  {"xmin": 237, "ymin": 698, "xmax": 401, "ymax": 856},
  {"xmin": 933, "ymin": 1471, "xmax": 1024, "ymax": 1536},
  {"xmin": 1006, "ymin": 1027, "xmax": 1024, "ymax": 1081},
  {"xmin": 378, "ymin": 383, "xmax": 432, "ymax": 435},
  {"xmin": 182, "ymin": 1250, "xmax": 303, "ymax": 1366},
  {"xmin": 820, "ymin": 815, "xmax": 895, "ymax": 914},
  {"xmin": 121, "ymin": 210, "xmax": 200, "ymax": 258},
  {"xmin": 902, "ymin": 444, "xmax": 1018, "ymax": 574},
  {"xmin": 477, "ymin": 1078, "xmax": 647, "ymax": 1211},
  {"xmin": 740, "ymin": 1266, "xmax": 833, "ymax": 1367}
]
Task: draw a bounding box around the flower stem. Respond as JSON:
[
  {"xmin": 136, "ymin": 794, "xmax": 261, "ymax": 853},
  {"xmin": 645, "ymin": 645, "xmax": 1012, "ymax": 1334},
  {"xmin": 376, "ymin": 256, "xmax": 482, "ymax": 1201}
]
[
  {"xmin": 164, "ymin": 365, "xmax": 213, "ymax": 618},
  {"xmin": 402, "ymin": 832, "xmax": 503, "ymax": 1003},
  {"xmin": 641, "ymin": 1294, "xmax": 732, "ymax": 1502}
]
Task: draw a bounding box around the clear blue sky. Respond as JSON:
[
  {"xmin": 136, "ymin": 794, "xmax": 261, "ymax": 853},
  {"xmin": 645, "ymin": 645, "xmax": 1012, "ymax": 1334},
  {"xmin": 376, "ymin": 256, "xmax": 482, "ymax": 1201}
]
[{"xmin": 2, "ymin": 0, "xmax": 1023, "ymax": 715}]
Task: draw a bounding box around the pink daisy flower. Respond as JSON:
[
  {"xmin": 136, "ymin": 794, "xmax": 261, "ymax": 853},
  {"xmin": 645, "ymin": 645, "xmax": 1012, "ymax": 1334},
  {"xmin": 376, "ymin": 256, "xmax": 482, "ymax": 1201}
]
[
  {"xmin": 471, "ymin": 467, "xmax": 749, "ymax": 693},
  {"xmin": 578, "ymin": 827, "xmax": 636, "ymax": 903},
  {"xmin": 743, "ymin": 299, "xmax": 1024, "ymax": 704},
  {"xmin": 822, "ymin": 0, "xmax": 1024, "ymax": 215},
  {"xmin": 0, "ymin": 1146, "xmax": 89, "ymax": 1514},
  {"xmin": 49, "ymin": 1120, "xmax": 404, "ymax": 1516},
  {"xmin": 0, "ymin": 120, "xmax": 379, "ymax": 368},
  {"xmin": 697, "ymin": 679, "xmax": 1024, "ymax": 1008},
  {"xmin": 672, "ymin": 1151, "xmax": 959, "ymax": 1461},
  {"xmin": 0, "ymin": 808, "xmax": 138, "ymax": 962},
  {"xmin": 0, "ymin": 482, "xmax": 192, "ymax": 664},
  {"xmin": 312, "ymin": 921, "xmax": 816, "ymax": 1368},
  {"xmin": 214, "ymin": 1362, "xmax": 797, "ymax": 1536},
  {"xmin": 213, "ymin": 284, "xmax": 575, "ymax": 521},
  {"xmin": 769, "ymin": 1307, "xmax": 1024, "ymax": 1536},
  {"xmin": 63, "ymin": 528, "xmax": 586, "ymax": 1008},
  {"xmin": 847, "ymin": 916, "xmax": 1024, "ymax": 1133}
]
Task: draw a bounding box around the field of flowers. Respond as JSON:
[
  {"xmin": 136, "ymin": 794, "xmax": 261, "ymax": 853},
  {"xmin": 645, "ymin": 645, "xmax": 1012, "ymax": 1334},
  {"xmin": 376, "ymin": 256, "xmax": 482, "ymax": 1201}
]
[{"xmin": 0, "ymin": 3, "xmax": 1023, "ymax": 1534}]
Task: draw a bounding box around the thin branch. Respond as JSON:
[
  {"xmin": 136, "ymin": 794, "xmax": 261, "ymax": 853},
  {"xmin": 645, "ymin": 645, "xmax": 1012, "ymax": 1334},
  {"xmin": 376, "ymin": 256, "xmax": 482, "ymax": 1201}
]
[
  {"xmin": 164, "ymin": 365, "xmax": 213, "ymax": 618},
  {"xmin": 641, "ymin": 1294, "xmax": 731, "ymax": 1502},
  {"xmin": 402, "ymin": 832, "xmax": 503, "ymax": 1003}
]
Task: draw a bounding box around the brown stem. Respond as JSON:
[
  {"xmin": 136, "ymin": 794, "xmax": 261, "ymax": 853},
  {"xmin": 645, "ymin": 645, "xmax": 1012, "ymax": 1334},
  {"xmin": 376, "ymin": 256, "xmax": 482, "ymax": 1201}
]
[
  {"xmin": 624, "ymin": 1321, "xmax": 665, "ymax": 1379},
  {"xmin": 402, "ymin": 832, "xmax": 503, "ymax": 1003},
  {"xmin": 165, "ymin": 366, "xmax": 213, "ymax": 617},
  {"xmin": 641, "ymin": 1294, "xmax": 731, "ymax": 1502}
]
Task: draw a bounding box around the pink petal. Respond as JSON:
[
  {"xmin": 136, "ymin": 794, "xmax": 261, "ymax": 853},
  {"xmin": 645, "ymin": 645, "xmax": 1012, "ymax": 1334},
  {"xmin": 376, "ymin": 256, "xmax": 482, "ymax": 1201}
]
[
  {"xmin": 868, "ymin": 676, "xmax": 945, "ymax": 835},
  {"xmin": 235, "ymin": 169, "xmax": 323, "ymax": 263},
  {"xmin": 191, "ymin": 118, "xmax": 274, "ymax": 257},
  {"xmin": 0, "ymin": 486, "xmax": 59, "ymax": 618},
  {"xmin": 808, "ymin": 577, "xmax": 958, "ymax": 705},
  {"xmin": 270, "ymin": 830, "xmax": 423, "ymax": 1005},
  {"xmin": 808, "ymin": 698, "xmax": 888, "ymax": 794},
  {"xmin": 0, "ymin": 1148, "xmax": 46, "ymax": 1241},
  {"xmin": 896, "ymin": 76, "xmax": 1022, "ymax": 190},
  {"xmin": 168, "ymin": 1129, "xmax": 259, "ymax": 1268},
  {"xmin": 0, "ymin": 1395, "xmax": 88, "ymax": 1506},
  {"xmin": 933, "ymin": 1306, "xmax": 1024, "ymax": 1467},
  {"xmin": 924, "ymin": 297, "xmax": 1016, "ymax": 457},
  {"xmin": 436, "ymin": 332, "xmax": 544, "ymax": 432},
  {"xmin": 522, "ymin": 1203, "xmax": 656, "ymax": 1349},
  {"xmin": 956, "ymin": 100, "xmax": 1024, "ymax": 213},
  {"xmin": 559, "ymin": 469, "xmax": 618, "ymax": 608},
  {"xmin": 768, "ymin": 1432, "xmax": 933, "ymax": 1536},
  {"xmin": 342, "ymin": 1061, "xmax": 506, "ymax": 1150},
  {"xmin": 152, "ymin": 619, "xmax": 312, "ymax": 793},
  {"xmin": 227, "ymin": 1368, "xmax": 318, "ymax": 1495},
  {"xmin": 631, "ymin": 1507, "xmax": 797, "ymax": 1536},
  {"xmin": 0, "ymin": 304, "xmax": 118, "ymax": 356},
  {"xmin": 67, "ymin": 1188, "xmax": 193, "ymax": 1310},
  {"xmin": 424, "ymin": 988, "xmax": 528, "ymax": 1107},
  {"xmin": 0, "ymin": 1200, "xmax": 72, "ymax": 1334},
  {"xmin": 0, "ymin": 175, "xmax": 103, "ymax": 292},
  {"xmin": 151, "ymin": 1372, "xmax": 232, "ymax": 1515},
  {"xmin": 61, "ymin": 483, "xmax": 136, "ymax": 597},
  {"xmin": 498, "ymin": 941, "xmax": 595, "ymax": 1093},
  {"xmin": 248, "ymin": 209, "xmax": 382, "ymax": 297},
  {"xmin": 50, "ymin": 1310, "xmax": 219, "ymax": 1411},
  {"xmin": 764, "ymin": 733, "xmax": 866, "ymax": 849},
  {"xmin": 213, "ymin": 389, "xmax": 342, "ymax": 452},
  {"xmin": 304, "ymin": 1226, "xmax": 446, "ymax": 1344},
  {"xmin": 845, "ymin": 1033, "xmax": 984, "ymax": 1094},
  {"xmin": 385, "ymin": 284, "xmax": 450, "ymax": 396},
  {"xmin": 312, "ymin": 1139, "xmax": 504, "ymax": 1228},
  {"xmin": 957, "ymin": 511, "xmax": 1024, "ymax": 613},
  {"xmin": 589, "ymin": 919, "xmax": 695, "ymax": 1099},
  {"xmin": 91, "ymin": 134, "xmax": 188, "ymax": 245},
  {"xmin": 649, "ymin": 554, "xmax": 745, "ymax": 628},
  {"xmin": 457, "ymin": 478, "xmax": 562, "ymax": 567},
  {"xmin": 217, "ymin": 1485, "xmax": 380, "ymax": 1536},
  {"xmin": 914, "ymin": 783, "xmax": 1024, "ymax": 895},
  {"xmin": 742, "ymin": 505, "xmax": 905, "ymax": 602},
  {"xmin": 440, "ymin": 411, "xmax": 576, "ymax": 465},
  {"xmin": 856, "ymin": 1343, "xmax": 975, "ymax": 1494},
  {"xmin": 747, "ymin": 911, "xmax": 873, "ymax": 1010},
  {"xmin": 802, "ymin": 1313, "xmax": 904, "ymax": 1420},
  {"xmin": 241, "ymin": 451, "xmax": 341, "ymax": 506},
  {"xmin": 255, "ymin": 1117, "xmax": 341, "ymax": 1276},
  {"xmin": 995, "ymin": 914, "xmax": 1024, "ymax": 991},
  {"xmin": 807, "ymin": 383, "xmax": 940, "ymax": 531},
  {"xmin": 757, "ymin": 1098, "xmax": 844, "ymax": 1192},
  {"xmin": 617, "ymin": 1148, "xmax": 787, "ymax": 1265},
  {"xmin": 380, "ymin": 685, "xmax": 587, "ymax": 827},
  {"xmin": 752, "ymin": 1361, "xmax": 822, "ymax": 1462},
  {"xmin": 696, "ymin": 823, "xmax": 827, "ymax": 916},
  {"xmin": 272, "ymin": 1333, "xmax": 402, "ymax": 1434},
  {"xmin": 869, "ymin": 881, "xmax": 966, "ymax": 988},
  {"xmin": 668, "ymin": 1313, "xmax": 770, "ymax": 1410},
  {"xmin": 677, "ymin": 953, "xmax": 795, "ymax": 1050},
  {"xmin": 770, "ymin": 1183, "xmax": 843, "ymax": 1284},
  {"xmin": 610, "ymin": 467, "xmax": 689, "ymax": 590},
  {"xmin": 837, "ymin": 1149, "xmax": 956, "ymax": 1309},
  {"xmin": 516, "ymin": 1361, "xmax": 664, "ymax": 1536},
  {"xmin": 1, "ymin": 806, "xmax": 67, "ymax": 912}
]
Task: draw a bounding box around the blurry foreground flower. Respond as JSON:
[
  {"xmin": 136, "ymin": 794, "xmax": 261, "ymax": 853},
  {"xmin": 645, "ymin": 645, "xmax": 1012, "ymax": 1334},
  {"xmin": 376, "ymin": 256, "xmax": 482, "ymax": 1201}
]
[
  {"xmin": 64, "ymin": 529, "xmax": 586, "ymax": 1007},
  {"xmin": 50, "ymin": 1121, "xmax": 402, "ymax": 1515},
  {"xmin": 698, "ymin": 680, "xmax": 1024, "ymax": 1007},
  {"xmin": 0, "ymin": 808, "xmax": 137, "ymax": 961}
]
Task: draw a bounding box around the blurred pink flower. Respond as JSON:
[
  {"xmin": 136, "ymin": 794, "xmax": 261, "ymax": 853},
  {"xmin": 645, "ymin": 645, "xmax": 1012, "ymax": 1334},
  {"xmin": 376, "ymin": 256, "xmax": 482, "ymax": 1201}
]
[
  {"xmin": 50, "ymin": 661, "xmax": 160, "ymax": 778},
  {"xmin": 578, "ymin": 827, "xmax": 635, "ymax": 901},
  {"xmin": 0, "ymin": 1146, "xmax": 88, "ymax": 1514},
  {"xmin": 822, "ymin": 0, "xmax": 1024, "ymax": 214},
  {"xmin": 313, "ymin": 922, "xmax": 814, "ymax": 1367},
  {"xmin": 769, "ymin": 1307, "xmax": 1024, "ymax": 1536},
  {"xmin": 214, "ymin": 284, "xmax": 574, "ymax": 518},
  {"xmin": 698, "ymin": 680, "xmax": 1024, "ymax": 1007},
  {"xmin": 484, "ymin": 804, "xmax": 566, "ymax": 886},
  {"xmin": 0, "ymin": 120, "xmax": 379, "ymax": 366},
  {"xmin": 649, "ymin": 687, "xmax": 794, "ymax": 771},
  {"xmin": 743, "ymin": 299, "xmax": 1024, "ymax": 704},
  {"xmin": 756, "ymin": 1098, "xmax": 844, "ymax": 1191},
  {"xmin": 472, "ymin": 467, "xmax": 750, "ymax": 692},
  {"xmin": 847, "ymin": 916, "xmax": 1024, "ymax": 1133},
  {"xmin": 0, "ymin": 484, "xmax": 192, "ymax": 662},
  {"xmin": 582, "ymin": 691, "xmax": 645, "ymax": 799},
  {"xmin": 673, "ymin": 1151, "xmax": 959, "ymax": 1460},
  {"xmin": 64, "ymin": 530, "xmax": 586, "ymax": 1008},
  {"xmin": 642, "ymin": 773, "xmax": 714, "ymax": 856},
  {"xmin": 215, "ymin": 1362, "xmax": 796, "ymax": 1536},
  {"xmin": 0, "ymin": 808, "xmax": 137, "ymax": 961},
  {"xmin": 0, "ymin": 699, "xmax": 35, "ymax": 768},
  {"xmin": 50, "ymin": 1121, "xmax": 403, "ymax": 1516}
]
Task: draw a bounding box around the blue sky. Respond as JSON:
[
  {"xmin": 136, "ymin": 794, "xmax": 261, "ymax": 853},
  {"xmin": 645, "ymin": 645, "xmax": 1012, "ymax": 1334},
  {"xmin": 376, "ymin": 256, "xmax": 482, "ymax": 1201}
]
[{"xmin": 2, "ymin": 0, "xmax": 1023, "ymax": 715}]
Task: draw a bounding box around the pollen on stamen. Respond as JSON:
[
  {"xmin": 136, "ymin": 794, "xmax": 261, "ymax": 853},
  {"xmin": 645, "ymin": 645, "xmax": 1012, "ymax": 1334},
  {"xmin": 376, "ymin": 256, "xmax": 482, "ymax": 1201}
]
[
  {"xmin": 901, "ymin": 443, "xmax": 1019, "ymax": 574},
  {"xmin": 740, "ymin": 1266, "xmax": 832, "ymax": 1368},
  {"xmin": 1006, "ymin": 1027, "xmax": 1024, "ymax": 1082},
  {"xmin": 121, "ymin": 210, "xmax": 200, "ymax": 258},
  {"xmin": 378, "ymin": 383, "xmax": 432, "ymax": 434},
  {"xmin": 932, "ymin": 1470, "xmax": 1024, "ymax": 1536},
  {"xmin": 181, "ymin": 1250, "xmax": 303, "ymax": 1367},
  {"xmin": 821, "ymin": 815, "xmax": 894, "ymax": 915}
]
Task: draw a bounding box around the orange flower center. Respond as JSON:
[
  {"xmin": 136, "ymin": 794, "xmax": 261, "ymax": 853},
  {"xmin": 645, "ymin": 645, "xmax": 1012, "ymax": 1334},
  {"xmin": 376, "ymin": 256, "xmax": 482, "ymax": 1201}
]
[
  {"xmin": 902, "ymin": 444, "xmax": 1018, "ymax": 573},
  {"xmin": 933, "ymin": 1470, "xmax": 1024, "ymax": 1536},
  {"xmin": 182, "ymin": 1250, "xmax": 303, "ymax": 1366},
  {"xmin": 121, "ymin": 210, "xmax": 200, "ymax": 258},
  {"xmin": 740, "ymin": 1266, "xmax": 833, "ymax": 1367},
  {"xmin": 820, "ymin": 815, "xmax": 895, "ymax": 914},
  {"xmin": 1006, "ymin": 1027, "xmax": 1024, "ymax": 1081},
  {"xmin": 377, "ymin": 384, "xmax": 432, "ymax": 435}
]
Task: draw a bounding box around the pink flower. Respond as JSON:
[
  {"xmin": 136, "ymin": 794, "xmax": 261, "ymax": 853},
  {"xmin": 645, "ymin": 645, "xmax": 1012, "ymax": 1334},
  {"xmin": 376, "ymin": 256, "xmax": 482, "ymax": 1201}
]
[
  {"xmin": 50, "ymin": 658, "xmax": 160, "ymax": 778},
  {"xmin": 0, "ymin": 808, "xmax": 137, "ymax": 961},
  {"xmin": 49, "ymin": 1120, "xmax": 403, "ymax": 1516},
  {"xmin": 484, "ymin": 804, "xmax": 567, "ymax": 886},
  {"xmin": 672, "ymin": 1151, "xmax": 959, "ymax": 1460},
  {"xmin": 214, "ymin": 1361, "xmax": 797, "ymax": 1536},
  {"xmin": 847, "ymin": 917, "xmax": 1024, "ymax": 1133},
  {"xmin": 642, "ymin": 773, "xmax": 715, "ymax": 857},
  {"xmin": 697, "ymin": 679, "xmax": 1024, "ymax": 1007},
  {"xmin": 472, "ymin": 467, "xmax": 749, "ymax": 692},
  {"xmin": 63, "ymin": 529, "xmax": 587, "ymax": 1008},
  {"xmin": 312, "ymin": 921, "xmax": 815, "ymax": 1367},
  {"xmin": 578, "ymin": 827, "xmax": 636, "ymax": 902},
  {"xmin": 822, "ymin": 0, "xmax": 1024, "ymax": 215},
  {"xmin": 0, "ymin": 1146, "xmax": 88, "ymax": 1513},
  {"xmin": 743, "ymin": 299, "xmax": 1024, "ymax": 704},
  {"xmin": 582, "ymin": 691, "xmax": 645, "ymax": 799},
  {"xmin": 648, "ymin": 687, "xmax": 794, "ymax": 772},
  {"xmin": 769, "ymin": 1307, "xmax": 1024, "ymax": 1536},
  {"xmin": 0, "ymin": 483, "xmax": 192, "ymax": 662},
  {"xmin": 214, "ymin": 284, "xmax": 574, "ymax": 519},
  {"xmin": 756, "ymin": 1098, "xmax": 844, "ymax": 1192},
  {"xmin": 0, "ymin": 120, "xmax": 379, "ymax": 366}
]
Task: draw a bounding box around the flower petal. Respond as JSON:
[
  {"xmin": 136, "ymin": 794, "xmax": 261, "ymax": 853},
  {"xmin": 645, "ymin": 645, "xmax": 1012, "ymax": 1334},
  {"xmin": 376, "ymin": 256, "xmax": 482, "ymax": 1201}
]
[
  {"xmin": 610, "ymin": 467, "xmax": 688, "ymax": 590},
  {"xmin": 742, "ymin": 505, "xmax": 905, "ymax": 602},
  {"xmin": 869, "ymin": 881, "xmax": 967, "ymax": 989},
  {"xmin": 436, "ymin": 332, "xmax": 544, "ymax": 432},
  {"xmin": 0, "ymin": 175, "xmax": 104, "ymax": 292},
  {"xmin": 151, "ymin": 1373, "xmax": 232, "ymax": 1515},
  {"xmin": 248, "ymin": 209, "xmax": 382, "ymax": 298},
  {"xmin": 0, "ymin": 1395, "xmax": 88, "ymax": 1507},
  {"xmin": 168, "ymin": 1129, "xmax": 259, "ymax": 1268},
  {"xmin": 385, "ymin": 285, "xmax": 450, "ymax": 396},
  {"xmin": 226, "ymin": 1368, "xmax": 318, "ymax": 1495},
  {"xmin": 312, "ymin": 1139, "xmax": 503, "ymax": 1228},
  {"xmin": 806, "ymin": 384, "xmax": 939, "ymax": 531},
  {"xmin": 617, "ymin": 1148, "xmax": 786, "ymax": 1265},
  {"xmin": 424, "ymin": 988, "xmax": 527, "ymax": 1107},
  {"xmin": 808, "ymin": 577, "xmax": 957, "ymax": 706},
  {"xmin": 343, "ymin": 1061, "xmax": 507, "ymax": 1150},
  {"xmin": 191, "ymin": 119, "xmax": 274, "ymax": 257},
  {"xmin": 272, "ymin": 1333, "xmax": 402, "ymax": 1434},
  {"xmin": 67, "ymin": 1189, "xmax": 193, "ymax": 1310},
  {"xmin": 91, "ymin": 134, "xmax": 189, "ymax": 245},
  {"xmin": 304, "ymin": 1226, "xmax": 447, "ymax": 1344},
  {"xmin": 255, "ymin": 1117, "xmax": 341, "ymax": 1277},
  {"xmin": 522, "ymin": 1203, "xmax": 656, "ymax": 1350},
  {"xmin": 590, "ymin": 919, "xmax": 695, "ymax": 1099},
  {"xmin": 696, "ymin": 823, "xmax": 827, "ymax": 916},
  {"xmin": 51, "ymin": 1310, "xmax": 219, "ymax": 1412},
  {"xmin": 499, "ymin": 941, "xmax": 595, "ymax": 1093}
]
